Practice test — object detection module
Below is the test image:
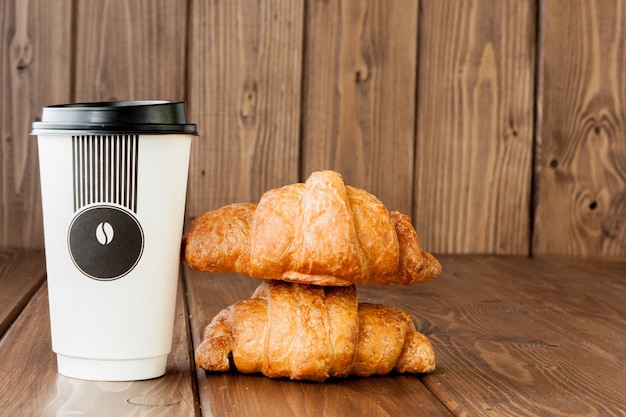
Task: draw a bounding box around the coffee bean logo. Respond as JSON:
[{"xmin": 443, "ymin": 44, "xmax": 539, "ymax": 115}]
[
  {"xmin": 69, "ymin": 206, "xmax": 143, "ymax": 280},
  {"xmin": 95, "ymin": 221, "xmax": 115, "ymax": 245}
]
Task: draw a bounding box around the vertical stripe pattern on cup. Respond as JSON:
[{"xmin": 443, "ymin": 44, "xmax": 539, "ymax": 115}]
[{"xmin": 72, "ymin": 135, "xmax": 139, "ymax": 213}]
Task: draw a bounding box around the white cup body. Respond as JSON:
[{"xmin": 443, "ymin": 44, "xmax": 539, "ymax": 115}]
[{"xmin": 37, "ymin": 133, "xmax": 192, "ymax": 381}]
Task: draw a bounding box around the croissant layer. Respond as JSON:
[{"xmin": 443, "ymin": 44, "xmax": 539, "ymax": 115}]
[
  {"xmin": 185, "ymin": 170, "xmax": 441, "ymax": 286},
  {"xmin": 195, "ymin": 280, "xmax": 436, "ymax": 381}
]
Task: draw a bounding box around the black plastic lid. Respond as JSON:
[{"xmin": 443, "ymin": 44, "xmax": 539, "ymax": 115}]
[{"xmin": 31, "ymin": 100, "xmax": 197, "ymax": 135}]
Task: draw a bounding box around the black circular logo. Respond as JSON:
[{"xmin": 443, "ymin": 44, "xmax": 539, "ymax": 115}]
[{"xmin": 68, "ymin": 206, "xmax": 144, "ymax": 280}]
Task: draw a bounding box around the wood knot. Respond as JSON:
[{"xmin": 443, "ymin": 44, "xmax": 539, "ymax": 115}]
[
  {"xmin": 239, "ymin": 80, "xmax": 258, "ymax": 120},
  {"xmin": 11, "ymin": 37, "xmax": 33, "ymax": 71},
  {"xmin": 354, "ymin": 65, "xmax": 369, "ymax": 84},
  {"xmin": 601, "ymin": 191, "xmax": 626, "ymax": 240}
]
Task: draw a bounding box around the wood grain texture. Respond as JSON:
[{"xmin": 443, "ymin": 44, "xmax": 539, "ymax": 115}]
[
  {"xmin": 355, "ymin": 255, "xmax": 626, "ymax": 416},
  {"xmin": 0, "ymin": 0, "xmax": 72, "ymax": 249},
  {"xmin": 534, "ymin": 0, "xmax": 626, "ymax": 257},
  {"xmin": 74, "ymin": 0, "xmax": 188, "ymax": 102},
  {"xmin": 5, "ymin": 0, "xmax": 626, "ymax": 258},
  {"xmin": 440, "ymin": 256, "xmax": 626, "ymax": 363},
  {"xmin": 2, "ymin": 253, "xmax": 625, "ymax": 416},
  {"xmin": 200, "ymin": 373, "xmax": 452, "ymax": 417},
  {"xmin": 184, "ymin": 267, "xmax": 452, "ymax": 417},
  {"xmin": 0, "ymin": 248, "xmax": 45, "ymax": 336},
  {"xmin": 540, "ymin": 255, "xmax": 626, "ymax": 292},
  {"xmin": 186, "ymin": 0, "xmax": 303, "ymax": 219},
  {"xmin": 185, "ymin": 256, "xmax": 626, "ymax": 417},
  {"xmin": 0, "ymin": 268, "xmax": 199, "ymax": 417},
  {"xmin": 301, "ymin": 0, "xmax": 418, "ymax": 215},
  {"xmin": 414, "ymin": 0, "xmax": 536, "ymax": 255}
]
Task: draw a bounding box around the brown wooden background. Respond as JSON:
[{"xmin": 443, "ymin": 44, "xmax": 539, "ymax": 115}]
[{"xmin": 1, "ymin": 0, "xmax": 625, "ymax": 258}]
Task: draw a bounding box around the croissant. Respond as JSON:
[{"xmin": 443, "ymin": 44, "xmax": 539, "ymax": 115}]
[
  {"xmin": 184, "ymin": 170, "xmax": 441, "ymax": 286},
  {"xmin": 195, "ymin": 280, "xmax": 436, "ymax": 381}
]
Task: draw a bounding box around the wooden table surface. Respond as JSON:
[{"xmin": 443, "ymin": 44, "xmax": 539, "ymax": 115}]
[{"xmin": 1, "ymin": 248, "xmax": 624, "ymax": 416}]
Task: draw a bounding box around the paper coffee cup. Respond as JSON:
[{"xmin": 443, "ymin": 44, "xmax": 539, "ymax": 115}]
[{"xmin": 32, "ymin": 101, "xmax": 197, "ymax": 381}]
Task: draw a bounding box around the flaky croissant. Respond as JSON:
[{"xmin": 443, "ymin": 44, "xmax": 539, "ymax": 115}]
[
  {"xmin": 195, "ymin": 280, "xmax": 436, "ymax": 381},
  {"xmin": 184, "ymin": 170, "xmax": 441, "ymax": 286}
]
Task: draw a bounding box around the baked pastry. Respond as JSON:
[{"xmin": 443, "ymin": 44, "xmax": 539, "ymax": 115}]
[
  {"xmin": 185, "ymin": 170, "xmax": 441, "ymax": 286},
  {"xmin": 195, "ymin": 280, "xmax": 436, "ymax": 381}
]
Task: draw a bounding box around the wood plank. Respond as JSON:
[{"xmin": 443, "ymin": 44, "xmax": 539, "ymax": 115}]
[
  {"xmin": 200, "ymin": 373, "xmax": 451, "ymax": 417},
  {"xmin": 0, "ymin": 274, "xmax": 199, "ymax": 417},
  {"xmin": 186, "ymin": 0, "xmax": 304, "ymax": 218},
  {"xmin": 540, "ymin": 255, "xmax": 626, "ymax": 292},
  {"xmin": 355, "ymin": 256, "xmax": 625, "ymax": 416},
  {"xmin": 439, "ymin": 256, "xmax": 626, "ymax": 363},
  {"xmin": 73, "ymin": 0, "xmax": 189, "ymax": 101},
  {"xmin": 184, "ymin": 267, "xmax": 453, "ymax": 417},
  {"xmin": 534, "ymin": 0, "xmax": 626, "ymax": 257},
  {"xmin": 300, "ymin": 0, "xmax": 418, "ymax": 214},
  {"xmin": 414, "ymin": 0, "xmax": 536, "ymax": 254},
  {"xmin": 0, "ymin": 0, "xmax": 72, "ymax": 249},
  {"xmin": 0, "ymin": 249, "xmax": 45, "ymax": 337}
]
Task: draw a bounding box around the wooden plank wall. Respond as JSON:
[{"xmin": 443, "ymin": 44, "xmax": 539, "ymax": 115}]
[
  {"xmin": 535, "ymin": 0, "xmax": 626, "ymax": 257},
  {"xmin": 1, "ymin": 0, "xmax": 625, "ymax": 259}
]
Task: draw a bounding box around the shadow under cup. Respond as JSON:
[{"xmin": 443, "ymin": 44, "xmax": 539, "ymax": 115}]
[{"xmin": 32, "ymin": 101, "xmax": 197, "ymax": 381}]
